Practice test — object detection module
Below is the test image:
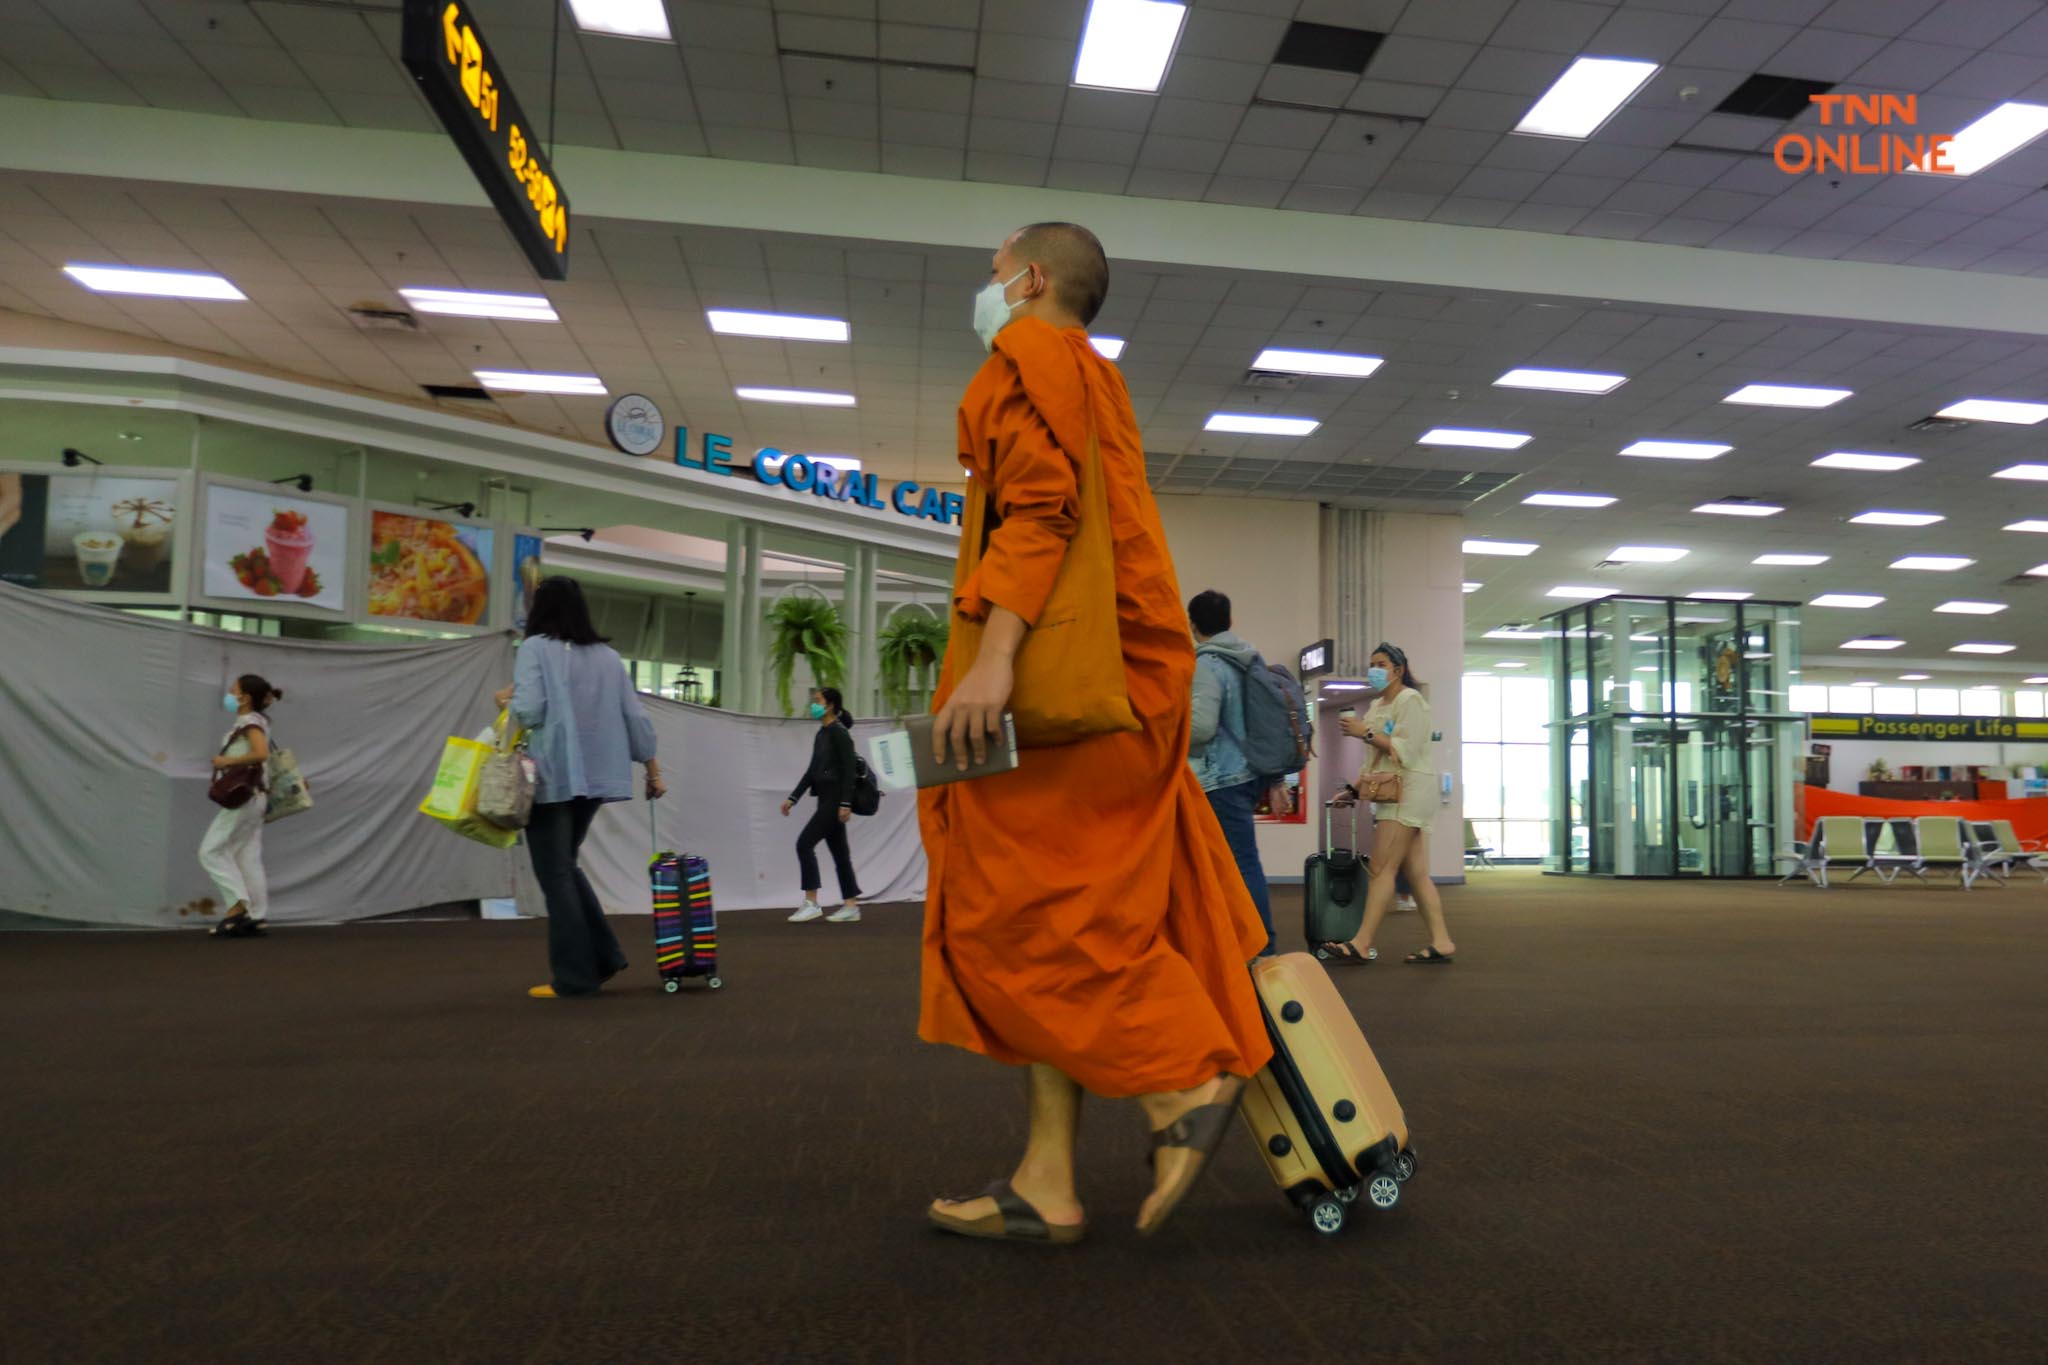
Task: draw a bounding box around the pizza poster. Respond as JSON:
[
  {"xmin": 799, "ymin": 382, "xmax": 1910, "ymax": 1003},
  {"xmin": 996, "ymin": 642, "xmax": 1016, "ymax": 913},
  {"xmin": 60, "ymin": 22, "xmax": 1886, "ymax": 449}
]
[
  {"xmin": 0, "ymin": 472, "xmax": 181, "ymax": 594},
  {"xmin": 366, "ymin": 511, "xmax": 495, "ymax": 626},
  {"xmin": 202, "ymin": 485, "xmax": 349, "ymax": 612}
]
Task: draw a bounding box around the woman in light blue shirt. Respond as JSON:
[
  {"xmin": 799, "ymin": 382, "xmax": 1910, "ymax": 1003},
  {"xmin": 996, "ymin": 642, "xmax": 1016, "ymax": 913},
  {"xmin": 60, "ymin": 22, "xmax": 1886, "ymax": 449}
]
[{"xmin": 496, "ymin": 576, "xmax": 664, "ymax": 1000}]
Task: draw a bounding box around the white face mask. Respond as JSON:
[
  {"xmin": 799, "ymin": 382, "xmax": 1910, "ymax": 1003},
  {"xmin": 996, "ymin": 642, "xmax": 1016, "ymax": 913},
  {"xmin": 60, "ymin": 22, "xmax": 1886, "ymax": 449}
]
[{"xmin": 972, "ymin": 267, "xmax": 1032, "ymax": 352}]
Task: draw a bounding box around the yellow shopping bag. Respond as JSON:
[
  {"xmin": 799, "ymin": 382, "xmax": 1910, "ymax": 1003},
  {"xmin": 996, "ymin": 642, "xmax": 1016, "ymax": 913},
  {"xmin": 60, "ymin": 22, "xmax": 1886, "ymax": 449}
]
[{"xmin": 419, "ymin": 721, "xmax": 520, "ymax": 849}]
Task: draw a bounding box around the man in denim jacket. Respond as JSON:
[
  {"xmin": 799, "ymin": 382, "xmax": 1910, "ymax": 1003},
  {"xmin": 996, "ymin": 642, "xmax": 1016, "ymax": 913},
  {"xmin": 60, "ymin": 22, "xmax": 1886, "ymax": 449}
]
[{"xmin": 1188, "ymin": 590, "xmax": 1275, "ymax": 956}]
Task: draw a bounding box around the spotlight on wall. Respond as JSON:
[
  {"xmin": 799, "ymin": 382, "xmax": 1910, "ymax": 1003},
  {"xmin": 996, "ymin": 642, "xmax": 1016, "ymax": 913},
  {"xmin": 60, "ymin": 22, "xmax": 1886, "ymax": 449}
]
[
  {"xmin": 270, "ymin": 474, "xmax": 314, "ymax": 492},
  {"xmin": 541, "ymin": 526, "xmax": 597, "ymax": 542},
  {"xmin": 61, "ymin": 447, "xmax": 103, "ymax": 467},
  {"xmin": 427, "ymin": 500, "xmax": 479, "ymax": 518}
]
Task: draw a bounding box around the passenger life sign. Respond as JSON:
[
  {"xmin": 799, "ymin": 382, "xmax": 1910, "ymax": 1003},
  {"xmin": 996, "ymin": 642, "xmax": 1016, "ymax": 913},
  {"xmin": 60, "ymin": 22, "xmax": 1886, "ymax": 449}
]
[{"xmin": 401, "ymin": 0, "xmax": 572, "ymax": 280}]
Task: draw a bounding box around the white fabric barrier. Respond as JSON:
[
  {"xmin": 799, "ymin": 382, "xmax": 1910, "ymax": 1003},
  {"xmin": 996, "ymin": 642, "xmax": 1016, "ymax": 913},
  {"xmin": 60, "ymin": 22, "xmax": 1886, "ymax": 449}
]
[{"xmin": 0, "ymin": 583, "xmax": 926, "ymax": 926}]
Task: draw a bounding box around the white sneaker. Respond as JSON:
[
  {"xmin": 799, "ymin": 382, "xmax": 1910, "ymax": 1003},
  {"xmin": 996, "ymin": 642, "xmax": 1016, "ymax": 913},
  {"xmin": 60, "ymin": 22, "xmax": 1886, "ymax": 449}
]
[
  {"xmin": 1396, "ymin": 896, "xmax": 1418, "ymax": 912},
  {"xmin": 788, "ymin": 902, "xmax": 823, "ymax": 923},
  {"xmin": 825, "ymin": 904, "xmax": 862, "ymax": 924}
]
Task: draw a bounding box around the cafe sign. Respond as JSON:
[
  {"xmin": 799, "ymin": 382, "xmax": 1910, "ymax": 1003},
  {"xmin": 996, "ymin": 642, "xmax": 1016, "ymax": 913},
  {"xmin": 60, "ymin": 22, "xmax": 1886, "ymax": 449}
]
[{"xmin": 1809, "ymin": 714, "xmax": 2048, "ymax": 742}]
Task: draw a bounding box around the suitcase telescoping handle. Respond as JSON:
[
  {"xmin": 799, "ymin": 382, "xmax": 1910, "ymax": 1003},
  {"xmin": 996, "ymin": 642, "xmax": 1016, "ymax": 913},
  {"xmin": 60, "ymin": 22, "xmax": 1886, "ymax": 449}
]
[{"xmin": 1323, "ymin": 798, "xmax": 1359, "ymax": 856}]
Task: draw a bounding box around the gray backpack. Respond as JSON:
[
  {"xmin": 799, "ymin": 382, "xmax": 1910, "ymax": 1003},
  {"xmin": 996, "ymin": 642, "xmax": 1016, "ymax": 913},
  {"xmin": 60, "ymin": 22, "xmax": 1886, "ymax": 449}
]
[{"xmin": 1204, "ymin": 648, "xmax": 1312, "ymax": 780}]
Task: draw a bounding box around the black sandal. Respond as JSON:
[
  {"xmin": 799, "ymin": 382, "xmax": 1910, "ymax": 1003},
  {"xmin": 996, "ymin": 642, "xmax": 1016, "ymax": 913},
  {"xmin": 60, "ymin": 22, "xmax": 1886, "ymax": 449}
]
[
  {"xmin": 928, "ymin": 1179, "xmax": 1086, "ymax": 1245},
  {"xmin": 1318, "ymin": 941, "xmax": 1374, "ymax": 965},
  {"xmin": 1404, "ymin": 947, "xmax": 1454, "ymax": 965}
]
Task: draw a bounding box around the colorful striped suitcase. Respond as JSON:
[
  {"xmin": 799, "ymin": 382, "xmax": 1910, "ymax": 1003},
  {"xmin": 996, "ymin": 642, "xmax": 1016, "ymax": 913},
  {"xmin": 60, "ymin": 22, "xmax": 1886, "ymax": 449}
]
[{"xmin": 651, "ymin": 809, "xmax": 721, "ymax": 992}]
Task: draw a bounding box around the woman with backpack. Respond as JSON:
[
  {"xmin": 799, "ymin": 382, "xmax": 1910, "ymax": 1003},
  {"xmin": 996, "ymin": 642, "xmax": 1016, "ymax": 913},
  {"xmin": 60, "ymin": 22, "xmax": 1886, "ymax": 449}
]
[
  {"xmin": 201, "ymin": 673, "xmax": 283, "ymax": 938},
  {"xmin": 780, "ymin": 686, "xmax": 865, "ymax": 924}
]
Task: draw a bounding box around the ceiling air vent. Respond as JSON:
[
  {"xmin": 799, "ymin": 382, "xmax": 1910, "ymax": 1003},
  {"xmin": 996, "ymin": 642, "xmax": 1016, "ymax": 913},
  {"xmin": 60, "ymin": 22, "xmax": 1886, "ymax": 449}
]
[
  {"xmin": 1907, "ymin": 415, "xmax": 1971, "ymax": 433},
  {"xmin": 1714, "ymin": 74, "xmax": 1835, "ymax": 122},
  {"xmin": 421, "ymin": 383, "xmax": 494, "ymax": 403},
  {"xmin": 346, "ymin": 303, "xmax": 420, "ymax": 333},
  {"xmin": 1243, "ymin": 371, "xmax": 1305, "ymax": 390},
  {"xmin": 1272, "ymin": 21, "xmax": 1384, "ymax": 75}
]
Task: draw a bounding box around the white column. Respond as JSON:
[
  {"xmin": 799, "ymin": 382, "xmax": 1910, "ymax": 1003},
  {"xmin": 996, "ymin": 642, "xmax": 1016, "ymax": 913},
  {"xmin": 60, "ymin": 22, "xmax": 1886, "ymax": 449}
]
[
  {"xmin": 719, "ymin": 525, "xmax": 745, "ymax": 710},
  {"xmin": 738, "ymin": 524, "xmax": 764, "ymax": 713},
  {"xmin": 854, "ymin": 545, "xmax": 880, "ymax": 717}
]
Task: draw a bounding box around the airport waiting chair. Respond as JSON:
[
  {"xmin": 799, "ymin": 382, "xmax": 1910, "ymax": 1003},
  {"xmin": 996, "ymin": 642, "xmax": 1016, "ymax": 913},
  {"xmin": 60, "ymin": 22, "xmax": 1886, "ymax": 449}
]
[
  {"xmin": 1968, "ymin": 823, "xmax": 2021, "ymax": 885},
  {"xmin": 1916, "ymin": 817, "xmax": 1998, "ymax": 890},
  {"xmin": 1989, "ymin": 820, "xmax": 2046, "ymax": 883},
  {"xmin": 1777, "ymin": 820, "xmax": 1829, "ymax": 886},
  {"xmin": 1463, "ymin": 820, "xmax": 1497, "ymax": 869},
  {"xmin": 1868, "ymin": 819, "xmax": 1928, "ymax": 885}
]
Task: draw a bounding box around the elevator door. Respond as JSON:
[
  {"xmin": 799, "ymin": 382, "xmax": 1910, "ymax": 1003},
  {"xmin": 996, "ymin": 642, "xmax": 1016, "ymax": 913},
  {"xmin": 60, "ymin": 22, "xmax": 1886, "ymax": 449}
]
[{"xmin": 1690, "ymin": 722, "xmax": 1750, "ymax": 877}]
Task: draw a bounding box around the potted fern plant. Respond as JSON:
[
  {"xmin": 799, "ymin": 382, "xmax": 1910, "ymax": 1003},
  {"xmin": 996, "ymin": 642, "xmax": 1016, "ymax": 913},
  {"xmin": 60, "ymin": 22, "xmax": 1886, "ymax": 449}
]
[
  {"xmin": 765, "ymin": 588, "xmax": 849, "ymax": 715},
  {"xmin": 877, "ymin": 605, "xmax": 950, "ymax": 714}
]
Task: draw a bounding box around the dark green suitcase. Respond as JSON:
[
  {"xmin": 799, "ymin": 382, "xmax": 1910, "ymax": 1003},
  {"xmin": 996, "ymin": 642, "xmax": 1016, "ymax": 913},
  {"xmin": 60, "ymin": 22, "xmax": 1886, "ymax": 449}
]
[{"xmin": 1304, "ymin": 801, "xmax": 1367, "ymax": 952}]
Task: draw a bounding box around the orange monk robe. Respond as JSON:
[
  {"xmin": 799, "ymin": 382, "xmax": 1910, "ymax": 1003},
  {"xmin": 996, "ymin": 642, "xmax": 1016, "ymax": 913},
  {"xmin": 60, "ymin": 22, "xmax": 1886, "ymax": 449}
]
[{"xmin": 917, "ymin": 316, "xmax": 1274, "ymax": 1098}]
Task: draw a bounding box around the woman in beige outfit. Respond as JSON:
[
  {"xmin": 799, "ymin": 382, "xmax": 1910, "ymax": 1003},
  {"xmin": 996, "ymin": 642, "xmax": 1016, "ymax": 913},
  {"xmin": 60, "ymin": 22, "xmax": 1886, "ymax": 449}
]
[{"xmin": 1319, "ymin": 642, "xmax": 1457, "ymax": 966}]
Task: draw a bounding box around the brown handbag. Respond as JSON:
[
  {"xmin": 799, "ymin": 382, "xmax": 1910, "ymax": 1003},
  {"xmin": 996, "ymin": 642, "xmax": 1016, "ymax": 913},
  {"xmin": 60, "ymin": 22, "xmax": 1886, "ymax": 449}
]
[
  {"xmin": 949, "ymin": 425, "xmax": 1140, "ymax": 749},
  {"xmin": 208, "ymin": 726, "xmax": 265, "ymax": 809},
  {"xmin": 1357, "ymin": 768, "xmax": 1404, "ymax": 805}
]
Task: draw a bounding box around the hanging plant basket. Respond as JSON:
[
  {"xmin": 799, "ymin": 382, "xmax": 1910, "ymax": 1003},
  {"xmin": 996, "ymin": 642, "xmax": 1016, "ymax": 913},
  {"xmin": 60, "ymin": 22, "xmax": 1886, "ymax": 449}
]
[
  {"xmin": 766, "ymin": 585, "xmax": 849, "ymax": 716},
  {"xmin": 877, "ymin": 603, "xmax": 950, "ymax": 716}
]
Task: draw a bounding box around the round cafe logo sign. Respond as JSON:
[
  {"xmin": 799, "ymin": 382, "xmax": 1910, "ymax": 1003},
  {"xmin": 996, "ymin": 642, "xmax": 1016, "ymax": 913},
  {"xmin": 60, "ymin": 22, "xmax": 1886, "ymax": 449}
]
[{"xmin": 605, "ymin": 393, "xmax": 666, "ymax": 457}]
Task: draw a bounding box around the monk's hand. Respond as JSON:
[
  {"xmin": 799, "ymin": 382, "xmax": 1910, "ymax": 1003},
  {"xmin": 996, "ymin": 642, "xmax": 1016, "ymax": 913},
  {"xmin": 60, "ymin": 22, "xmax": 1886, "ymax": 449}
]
[{"xmin": 935, "ymin": 654, "xmax": 1013, "ymax": 771}]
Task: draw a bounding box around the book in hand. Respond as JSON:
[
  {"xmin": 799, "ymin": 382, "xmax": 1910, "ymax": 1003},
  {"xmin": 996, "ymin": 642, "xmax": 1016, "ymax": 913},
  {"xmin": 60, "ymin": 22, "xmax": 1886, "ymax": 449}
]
[{"xmin": 867, "ymin": 712, "xmax": 1020, "ymax": 791}]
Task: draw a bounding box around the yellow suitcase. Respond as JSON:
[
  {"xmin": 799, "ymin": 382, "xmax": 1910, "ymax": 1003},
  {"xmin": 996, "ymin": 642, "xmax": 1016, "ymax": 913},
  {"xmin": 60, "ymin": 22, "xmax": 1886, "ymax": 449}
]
[{"xmin": 1241, "ymin": 952, "xmax": 1416, "ymax": 1235}]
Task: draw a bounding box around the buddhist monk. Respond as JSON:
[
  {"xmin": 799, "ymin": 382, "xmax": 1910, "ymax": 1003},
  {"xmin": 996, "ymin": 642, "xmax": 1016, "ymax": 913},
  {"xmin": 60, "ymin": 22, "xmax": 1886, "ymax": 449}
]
[{"xmin": 920, "ymin": 222, "xmax": 1274, "ymax": 1243}]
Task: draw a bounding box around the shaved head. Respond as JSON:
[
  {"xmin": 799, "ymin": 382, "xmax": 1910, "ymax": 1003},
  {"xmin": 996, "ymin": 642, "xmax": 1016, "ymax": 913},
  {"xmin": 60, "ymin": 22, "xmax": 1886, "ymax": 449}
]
[{"xmin": 1005, "ymin": 222, "xmax": 1110, "ymax": 326}]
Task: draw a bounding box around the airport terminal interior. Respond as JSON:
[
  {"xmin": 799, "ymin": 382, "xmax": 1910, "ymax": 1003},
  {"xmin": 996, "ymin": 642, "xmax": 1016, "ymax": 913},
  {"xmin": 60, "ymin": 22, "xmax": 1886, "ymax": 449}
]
[{"xmin": 3, "ymin": 0, "xmax": 2048, "ymax": 1360}]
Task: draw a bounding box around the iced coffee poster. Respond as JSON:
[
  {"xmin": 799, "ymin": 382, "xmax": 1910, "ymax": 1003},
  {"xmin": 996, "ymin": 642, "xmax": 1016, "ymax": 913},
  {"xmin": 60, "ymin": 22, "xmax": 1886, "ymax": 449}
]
[
  {"xmin": 366, "ymin": 511, "xmax": 495, "ymax": 626},
  {"xmin": 511, "ymin": 532, "xmax": 543, "ymax": 633},
  {"xmin": 201, "ymin": 485, "xmax": 349, "ymax": 612},
  {"xmin": 0, "ymin": 472, "xmax": 180, "ymax": 594}
]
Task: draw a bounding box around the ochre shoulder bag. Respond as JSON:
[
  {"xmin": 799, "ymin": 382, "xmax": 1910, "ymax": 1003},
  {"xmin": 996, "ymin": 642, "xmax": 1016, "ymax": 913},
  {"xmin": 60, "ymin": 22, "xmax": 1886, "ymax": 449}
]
[{"xmin": 950, "ymin": 425, "xmax": 1139, "ymax": 749}]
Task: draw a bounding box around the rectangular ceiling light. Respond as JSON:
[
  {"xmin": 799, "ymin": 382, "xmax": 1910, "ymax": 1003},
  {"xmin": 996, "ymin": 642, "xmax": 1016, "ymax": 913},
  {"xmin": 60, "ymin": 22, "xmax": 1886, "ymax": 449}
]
[
  {"xmin": 2032, "ymin": 563, "xmax": 2048, "ymax": 577},
  {"xmin": 1622, "ymin": 439, "xmax": 1730, "ymax": 460},
  {"xmin": 1813, "ymin": 452, "xmax": 1919, "ymax": 472},
  {"xmin": 1851, "ymin": 510, "xmax": 1943, "ymax": 527},
  {"xmin": 1911, "ymin": 101, "xmax": 2048, "ymax": 175},
  {"xmin": 1694, "ymin": 501, "xmax": 1781, "ymax": 517},
  {"xmin": 1841, "ymin": 637, "xmax": 1906, "ymax": 650},
  {"xmin": 1546, "ymin": 585, "xmax": 1615, "ymax": 599},
  {"xmin": 1936, "ymin": 397, "xmax": 2048, "ymax": 424},
  {"xmin": 1992, "ymin": 463, "xmax": 2048, "ymax": 481},
  {"xmin": 1090, "ymin": 336, "xmax": 1126, "ymax": 359},
  {"xmin": 1251, "ymin": 347, "xmax": 1385, "ymax": 378},
  {"xmin": 1496, "ymin": 661, "xmax": 1529, "ymax": 669},
  {"xmin": 1465, "ymin": 539, "xmax": 1539, "ymax": 556},
  {"xmin": 1514, "ymin": 56, "xmax": 1659, "ymax": 139},
  {"xmin": 1524, "ymin": 492, "xmax": 1616, "ymax": 508},
  {"xmin": 1951, "ymin": 642, "xmax": 2017, "ymax": 654},
  {"xmin": 1608, "ymin": 545, "xmax": 1689, "ymax": 563},
  {"xmin": 1901, "ymin": 674, "xmax": 1932, "ymax": 681},
  {"xmin": 1935, "ymin": 600, "xmax": 2007, "ymax": 614},
  {"xmin": 567, "ymin": 0, "xmax": 673, "ymax": 40},
  {"xmin": 707, "ymin": 309, "xmax": 850, "ymax": 342},
  {"xmin": 1205, "ymin": 413, "xmax": 1319, "ymax": 435},
  {"xmin": 1463, "ymin": 581, "xmax": 1482, "ymax": 593},
  {"xmin": 735, "ymin": 387, "xmax": 857, "ymax": 406},
  {"xmin": 1811, "ymin": 593, "xmax": 1883, "ymax": 608},
  {"xmin": 2005, "ymin": 519, "xmax": 2048, "ymax": 533},
  {"xmin": 1890, "ymin": 556, "xmax": 1974, "ymax": 571},
  {"xmin": 474, "ymin": 369, "xmax": 606, "ymax": 395},
  {"xmin": 2028, "ymin": 676, "xmax": 2048, "ymax": 684},
  {"xmin": 1754, "ymin": 553, "xmax": 1829, "ymax": 566},
  {"xmin": 63, "ymin": 263, "xmax": 245, "ymax": 300},
  {"xmin": 1495, "ymin": 367, "xmax": 1626, "ymax": 394},
  {"xmin": 1073, "ymin": 0, "xmax": 1188, "ymax": 92},
  {"xmin": 1723, "ymin": 383, "xmax": 1853, "ymax": 408},
  {"xmin": 1484, "ymin": 628, "xmax": 1546, "ymax": 640},
  {"xmin": 1419, "ymin": 427, "xmax": 1531, "ymax": 449},
  {"xmin": 1688, "ymin": 590, "xmax": 1753, "ymax": 601},
  {"xmin": 400, "ymin": 287, "xmax": 558, "ymax": 322}
]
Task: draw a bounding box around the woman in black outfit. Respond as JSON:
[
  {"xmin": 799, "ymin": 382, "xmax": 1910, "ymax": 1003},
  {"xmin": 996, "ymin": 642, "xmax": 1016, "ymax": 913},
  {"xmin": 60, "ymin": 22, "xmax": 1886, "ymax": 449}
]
[{"xmin": 780, "ymin": 687, "xmax": 865, "ymax": 924}]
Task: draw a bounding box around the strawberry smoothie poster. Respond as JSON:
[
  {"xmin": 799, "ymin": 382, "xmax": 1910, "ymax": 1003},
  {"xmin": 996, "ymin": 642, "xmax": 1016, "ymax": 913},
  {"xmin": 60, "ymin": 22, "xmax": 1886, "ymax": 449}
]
[{"xmin": 201, "ymin": 484, "xmax": 349, "ymax": 613}]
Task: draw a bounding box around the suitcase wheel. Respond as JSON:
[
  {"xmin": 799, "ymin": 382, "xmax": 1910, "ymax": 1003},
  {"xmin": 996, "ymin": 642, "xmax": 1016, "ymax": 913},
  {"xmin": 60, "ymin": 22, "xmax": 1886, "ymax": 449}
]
[
  {"xmin": 1336, "ymin": 1185, "xmax": 1358, "ymax": 1205},
  {"xmin": 1365, "ymin": 1171, "xmax": 1402, "ymax": 1211},
  {"xmin": 1393, "ymin": 1149, "xmax": 1417, "ymax": 1182},
  {"xmin": 1308, "ymin": 1196, "xmax": 1346, "ymax": 1236},
  {"xmin": 663, "ymin": 979, "xmax": 680, "ymax": 994},
  {"xmin": 707, "ymin": 976, "xmax": 723, "ymax": 989}
]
